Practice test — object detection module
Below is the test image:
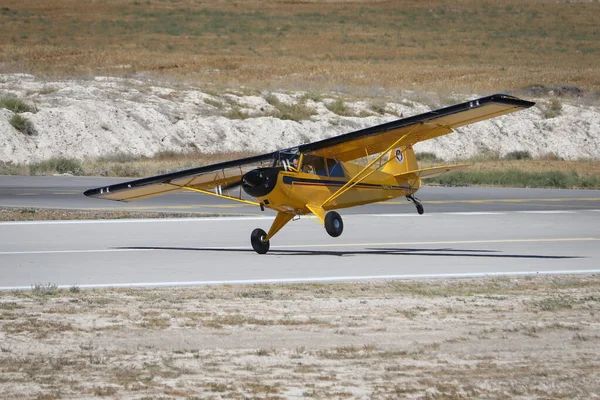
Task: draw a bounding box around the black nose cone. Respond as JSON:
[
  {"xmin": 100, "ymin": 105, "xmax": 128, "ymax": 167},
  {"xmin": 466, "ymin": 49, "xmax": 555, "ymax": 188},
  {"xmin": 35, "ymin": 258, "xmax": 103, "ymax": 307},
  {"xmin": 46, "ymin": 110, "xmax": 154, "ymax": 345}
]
[
  {"xmin": 242, "ymin": 169, "xmax": 264, "ymax": 187},
  {"xmin": 242, "ymin": 168, "xmax": 279, "ymax": 197}
]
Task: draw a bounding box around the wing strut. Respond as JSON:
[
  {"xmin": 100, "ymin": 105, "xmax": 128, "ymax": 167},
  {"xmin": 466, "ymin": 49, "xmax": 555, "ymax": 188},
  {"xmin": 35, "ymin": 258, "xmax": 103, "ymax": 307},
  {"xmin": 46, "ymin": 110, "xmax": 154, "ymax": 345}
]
[
  {"xmin": 321, "ymin": 123, "xmax": 428, "ymax": 208},
  {"xmin": 165, "ymin": 183, "xmax": 261, "ymax": 206}
]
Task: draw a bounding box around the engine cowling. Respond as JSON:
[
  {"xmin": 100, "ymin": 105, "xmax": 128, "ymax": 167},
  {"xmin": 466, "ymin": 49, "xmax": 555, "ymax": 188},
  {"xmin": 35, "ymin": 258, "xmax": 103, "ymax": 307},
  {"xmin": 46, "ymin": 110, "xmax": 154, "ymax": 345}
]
[{"xmin": 242, "ymin": 167, "xmax": 280, "ymax": 198}]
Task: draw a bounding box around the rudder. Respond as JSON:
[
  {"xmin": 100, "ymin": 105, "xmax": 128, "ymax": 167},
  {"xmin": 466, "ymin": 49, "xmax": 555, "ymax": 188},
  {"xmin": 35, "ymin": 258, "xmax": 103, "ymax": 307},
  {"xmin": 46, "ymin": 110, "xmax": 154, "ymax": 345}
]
[{"xmin": 381, "ymin": 146, "xmax": 418, "ymax": 176}]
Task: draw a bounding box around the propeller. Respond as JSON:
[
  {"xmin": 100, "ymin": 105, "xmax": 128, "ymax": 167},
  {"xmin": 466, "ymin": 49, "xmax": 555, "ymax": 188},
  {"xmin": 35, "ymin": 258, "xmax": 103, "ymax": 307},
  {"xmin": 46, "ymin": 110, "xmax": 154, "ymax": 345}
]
[{"xmin": 219, "ymin": 169, "xmax": 265, "ymax": 192}]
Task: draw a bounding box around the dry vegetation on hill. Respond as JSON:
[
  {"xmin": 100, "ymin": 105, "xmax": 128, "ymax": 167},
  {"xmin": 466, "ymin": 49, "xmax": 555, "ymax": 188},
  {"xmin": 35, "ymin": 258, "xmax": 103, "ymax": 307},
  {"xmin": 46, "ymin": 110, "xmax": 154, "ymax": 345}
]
[{"xmin": 1, "ymin": 0, "xmax": 599, "ymax": 94}]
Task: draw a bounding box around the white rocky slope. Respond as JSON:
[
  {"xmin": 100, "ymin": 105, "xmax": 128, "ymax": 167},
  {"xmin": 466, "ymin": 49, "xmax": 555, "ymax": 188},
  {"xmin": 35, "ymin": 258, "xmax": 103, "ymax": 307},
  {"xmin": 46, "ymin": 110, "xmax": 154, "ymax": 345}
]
[{"xmin": 1, "ymin": 74, "xmax": 599, "ymax": 165}]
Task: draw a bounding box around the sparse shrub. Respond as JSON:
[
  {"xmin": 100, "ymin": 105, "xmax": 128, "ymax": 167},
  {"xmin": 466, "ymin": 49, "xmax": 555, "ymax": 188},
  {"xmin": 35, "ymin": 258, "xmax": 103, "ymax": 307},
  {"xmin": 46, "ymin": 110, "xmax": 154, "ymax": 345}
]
[
  {"xmin": 69, "ymin": 285, "xmax": 81, "ymax": 293},
  {"xmin": 326, "ymin": 99, "xmax": 351, "ymax": 116},
  {"xmin": 10, "ymin": 114, "xmax": 35, "ymax": 135},
  {"xmin": 503, "ymin": 150, "xmax": 532, "ymax": 160},
  {"xmin": 533, "ymin": 296, "xmax": 573, "ymax": 311},
  {"xmin": 264, "ymin": 94, "xmax": 316, "ymax": 121},
  {"xmin": 0, "ymin": 97, "xmax": 33, "ymax": 113},
  {"xmin": 543, "ymin": 98, "xmax": 562, "ymax": 119},
  {"xmin": 300, "ymin": 92, "xmax": 322, "ymax": 102},
  {"xmin": 107, "ymin": 163, "xmax": 143, "ymax": 177},
  {"xmin": 154, "ymin": 150, "xmax": 183, "ymax": 160},
  {"xmin": 31, "ymin": 282, "xmax": 59, "ymax": 297},
  {"xmin": 370, "ymin": 103, "xmax": 388, "ymax": 114},
  {"xmin": 96, "ymin": 152, "xmax": 143, "ymax": 163},
  {"xmin": 237, "ymin": 289, "xmax": 274, "ymax": 299},
  {"xmin": 539, "ymin": 152, "xmax": 563, "ymax": 161},
  {"xmin": 225, "ymin": 106, "xmax": 251, "ymax": 119},
  {"xmin": 203, "ymin": 98, "xmax": 223, "ymax": 108},
  {"xmin": 416, "ymin": 152, "xmax": 440, "ymax": 162},
  {"xmin": 255, "ymin": 348, "xmax": 272, "ymax": 356},
  {"xmin": 0, "ymin": 161, "xmax": 28, "ymax": 175},
  {"xmin": 30, "ymin": 157, "xmax": 84, "ymax": 176},
  {"xmin": 468, "ymin": 147, "xmax": 501, "ymax": 162}
]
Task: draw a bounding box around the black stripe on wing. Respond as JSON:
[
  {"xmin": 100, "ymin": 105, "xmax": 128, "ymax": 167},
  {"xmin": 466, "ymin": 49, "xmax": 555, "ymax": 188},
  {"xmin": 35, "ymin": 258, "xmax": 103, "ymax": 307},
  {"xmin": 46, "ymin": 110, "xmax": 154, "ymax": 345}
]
[
  {"xmin": 84, "ymin": 151, "xmax": 277, "ymax": 198},
  {"xmin": 298, "ymin": 94, "xmax": 534, "ymax": 155}
]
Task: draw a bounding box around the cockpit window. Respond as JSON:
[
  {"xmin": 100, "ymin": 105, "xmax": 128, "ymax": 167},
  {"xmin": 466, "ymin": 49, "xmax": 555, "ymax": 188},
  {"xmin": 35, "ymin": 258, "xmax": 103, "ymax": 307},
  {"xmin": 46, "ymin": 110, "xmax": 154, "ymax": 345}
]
[
  {"xmin": 327, "ymin": 159, "xmax": 345, "ymax": 177},
  {"xmin": 301, "ymin": 155, "xmax": 328, "ymax": 176}
]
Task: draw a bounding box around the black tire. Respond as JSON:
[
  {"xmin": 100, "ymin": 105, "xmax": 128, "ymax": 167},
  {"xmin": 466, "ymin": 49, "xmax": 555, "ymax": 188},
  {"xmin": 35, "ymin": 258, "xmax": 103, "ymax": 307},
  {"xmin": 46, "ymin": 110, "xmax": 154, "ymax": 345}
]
[
  {"xmin": 324, "ymin": 211, "xmax": 344, "ymax": 237},
  {"xmin": 416, "ymin": 203, "xmax": 424, "ymax": 215},
  {"xmin": 251, "ymin": 228, "xmax": 270, "ymax": 254}
]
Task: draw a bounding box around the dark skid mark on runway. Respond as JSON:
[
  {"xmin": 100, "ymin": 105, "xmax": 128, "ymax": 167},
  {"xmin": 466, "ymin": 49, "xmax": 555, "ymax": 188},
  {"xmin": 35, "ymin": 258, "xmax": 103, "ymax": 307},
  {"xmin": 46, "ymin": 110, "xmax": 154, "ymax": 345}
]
[{"xmin": 118, "ymin": 246, "xmax": 580, "ymax": 259}]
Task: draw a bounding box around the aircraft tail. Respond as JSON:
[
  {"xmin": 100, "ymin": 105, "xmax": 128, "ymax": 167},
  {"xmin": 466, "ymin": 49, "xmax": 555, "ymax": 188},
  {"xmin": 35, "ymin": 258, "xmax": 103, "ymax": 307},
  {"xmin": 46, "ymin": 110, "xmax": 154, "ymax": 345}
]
[
  {"xmin": 381, "ymin": 146, "xmax": 419, "ymax": 176},
  {"xmin": 382, "ymin": 147, "xmax": 468, "ymax": 183}
]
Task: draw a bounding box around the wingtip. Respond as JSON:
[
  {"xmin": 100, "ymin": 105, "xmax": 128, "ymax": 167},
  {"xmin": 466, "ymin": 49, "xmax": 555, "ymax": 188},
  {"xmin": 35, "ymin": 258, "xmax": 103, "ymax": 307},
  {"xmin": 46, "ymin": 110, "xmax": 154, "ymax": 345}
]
[{"xmin": 83, "ymin": 188, "xmax": 99, "ymax": 197}]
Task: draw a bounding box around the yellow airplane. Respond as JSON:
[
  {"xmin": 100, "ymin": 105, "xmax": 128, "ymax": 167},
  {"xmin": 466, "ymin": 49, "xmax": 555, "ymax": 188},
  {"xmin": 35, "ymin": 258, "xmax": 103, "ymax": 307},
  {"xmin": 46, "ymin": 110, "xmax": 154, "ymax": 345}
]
[{"xmin": 85, "ymin": 94, "xmax": 534, "ymax": 254}]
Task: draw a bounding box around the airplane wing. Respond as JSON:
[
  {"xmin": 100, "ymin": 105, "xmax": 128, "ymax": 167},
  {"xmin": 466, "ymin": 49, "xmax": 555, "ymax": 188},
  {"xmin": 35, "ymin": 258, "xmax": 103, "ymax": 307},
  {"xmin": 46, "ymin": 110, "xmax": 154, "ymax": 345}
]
[
  {"xmin": 300, "ymin": 94, "xmax": 534, "ymax": 161},
  {"xmin": 84, "ymin": 152, "xmax": 277, "ymax": 202},
  {"xmin": 85, "ymin": 94, "xmax": 532, "ymax": 204}
]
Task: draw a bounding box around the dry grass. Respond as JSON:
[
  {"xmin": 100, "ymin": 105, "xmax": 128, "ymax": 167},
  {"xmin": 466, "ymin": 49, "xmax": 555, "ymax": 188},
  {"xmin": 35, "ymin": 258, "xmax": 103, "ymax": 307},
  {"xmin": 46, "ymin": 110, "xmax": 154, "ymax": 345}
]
[
  {"xmin": 420, "ymin": 157, "xmax": 600, "ymax": 188},
  {"xmin": 1, "ymin": 275, "xmax": 599, "ymax": 399},
  {"xmin": 1, "ymin": 0, "xmax": 599, "ymax": 94},
  {"xmin": 0, "ymin": 208, "xmax": 231, "ymax": 221}
]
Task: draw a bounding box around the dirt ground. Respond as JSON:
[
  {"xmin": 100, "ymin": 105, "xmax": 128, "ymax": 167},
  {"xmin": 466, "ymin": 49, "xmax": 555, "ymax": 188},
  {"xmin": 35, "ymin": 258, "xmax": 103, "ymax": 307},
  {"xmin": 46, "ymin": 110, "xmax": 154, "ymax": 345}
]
[{"xmin": 1, "ymin": 276, "xmax": 599, "ymax": 399}]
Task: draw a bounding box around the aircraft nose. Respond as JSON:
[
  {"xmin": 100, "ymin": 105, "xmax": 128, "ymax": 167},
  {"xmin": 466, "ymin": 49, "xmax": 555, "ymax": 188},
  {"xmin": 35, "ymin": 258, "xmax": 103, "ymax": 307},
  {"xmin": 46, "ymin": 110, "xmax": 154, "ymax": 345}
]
[{"xmin": 242, "ymin": 169, "xmax": 264, "ymax": 187}]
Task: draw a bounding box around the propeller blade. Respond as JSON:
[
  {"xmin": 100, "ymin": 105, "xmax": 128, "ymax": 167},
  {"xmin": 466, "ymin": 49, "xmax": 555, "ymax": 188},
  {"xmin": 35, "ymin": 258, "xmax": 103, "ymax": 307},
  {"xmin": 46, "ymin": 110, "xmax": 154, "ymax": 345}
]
[{"xmin": 222, "ymin": 179, "xmax": 243, "ymax": 191}]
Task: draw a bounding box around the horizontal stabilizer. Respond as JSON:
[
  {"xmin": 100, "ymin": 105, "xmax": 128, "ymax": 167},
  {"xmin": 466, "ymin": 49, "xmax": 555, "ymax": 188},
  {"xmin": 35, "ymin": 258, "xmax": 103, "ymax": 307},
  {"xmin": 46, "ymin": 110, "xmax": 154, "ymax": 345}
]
[{"xmin": 394, "ymin": 164, "xmax": 469, "ymax": 180}]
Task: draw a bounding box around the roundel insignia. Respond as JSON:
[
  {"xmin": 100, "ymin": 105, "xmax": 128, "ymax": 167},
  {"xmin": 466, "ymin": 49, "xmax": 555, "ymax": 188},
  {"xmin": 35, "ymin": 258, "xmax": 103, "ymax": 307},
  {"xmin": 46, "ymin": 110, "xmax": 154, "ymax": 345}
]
[{"xmin": 395, "ymin": 148, "xmax": 404, "ymax": 164}]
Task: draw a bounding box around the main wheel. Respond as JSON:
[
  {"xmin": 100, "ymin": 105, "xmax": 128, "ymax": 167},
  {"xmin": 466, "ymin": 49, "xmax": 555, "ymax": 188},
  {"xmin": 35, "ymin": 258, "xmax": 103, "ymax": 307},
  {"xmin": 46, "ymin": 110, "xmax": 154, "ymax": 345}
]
[
  {"xmin": 251, "ymin": 228, "xmax": 270, "ymax": 254},
  {"xmin": 416, "ymin": 203, "xmax": 424, "ymax": 215},
  {"xmin": 324, "ymin": 211, "xmax": 344, "ymax": 237}
]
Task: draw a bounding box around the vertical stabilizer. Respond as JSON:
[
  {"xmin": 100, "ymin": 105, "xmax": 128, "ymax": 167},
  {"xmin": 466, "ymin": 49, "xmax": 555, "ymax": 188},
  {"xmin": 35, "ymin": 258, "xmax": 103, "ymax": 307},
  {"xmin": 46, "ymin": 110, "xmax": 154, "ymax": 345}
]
[{"xmin": 382, "ymin": 146, "xmax": 418, "ymax": 176}]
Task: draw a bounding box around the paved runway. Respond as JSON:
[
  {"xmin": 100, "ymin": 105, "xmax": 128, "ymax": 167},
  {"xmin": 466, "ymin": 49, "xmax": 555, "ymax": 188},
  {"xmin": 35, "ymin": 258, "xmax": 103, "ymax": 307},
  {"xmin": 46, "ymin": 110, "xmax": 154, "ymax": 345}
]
[
  {"xmin": 1, "ymin": 210, "xmax": 599, "ymax": 289},
  {"xmin": 2, "ymin": 175, "xmax": 600, "ymax": 214}
]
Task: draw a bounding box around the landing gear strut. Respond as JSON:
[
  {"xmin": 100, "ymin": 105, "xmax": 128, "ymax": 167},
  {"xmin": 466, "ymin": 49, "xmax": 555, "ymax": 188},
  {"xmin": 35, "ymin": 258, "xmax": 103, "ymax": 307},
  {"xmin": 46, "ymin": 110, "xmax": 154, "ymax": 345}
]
[{"xmin": 407, "ymin": 195, "xmax": 424, "ymax": 215}]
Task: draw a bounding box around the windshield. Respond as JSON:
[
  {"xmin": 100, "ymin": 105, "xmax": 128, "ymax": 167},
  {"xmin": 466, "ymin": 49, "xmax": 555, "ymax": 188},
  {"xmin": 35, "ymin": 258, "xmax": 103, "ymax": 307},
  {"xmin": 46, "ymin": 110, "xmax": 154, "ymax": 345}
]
[{"xmin": 273, "ymin": 148, "xmax": 300, "ymax": 170}]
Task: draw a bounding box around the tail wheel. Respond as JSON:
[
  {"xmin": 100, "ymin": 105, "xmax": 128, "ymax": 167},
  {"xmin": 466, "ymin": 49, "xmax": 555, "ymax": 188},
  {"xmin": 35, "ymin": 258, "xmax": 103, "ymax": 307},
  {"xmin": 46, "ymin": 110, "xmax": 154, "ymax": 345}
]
[
  {"xmin": 251, "ymin": 228, "xmax": 270, "ymax": 254},
  {"xmin": 416, "ymin": 203, "xmax": 424, "ymax": 215},
  {"xmin": 324, "ymin": 211, "xmax": 344, "ymax": 237}
]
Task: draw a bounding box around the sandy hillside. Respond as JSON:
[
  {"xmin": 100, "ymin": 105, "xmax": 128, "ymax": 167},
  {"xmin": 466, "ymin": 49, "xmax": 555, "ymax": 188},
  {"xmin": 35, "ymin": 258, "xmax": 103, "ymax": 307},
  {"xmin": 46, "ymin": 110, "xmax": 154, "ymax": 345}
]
[
  {"xmin": 1, "ymin": 74, "xmax": 599, "ymax": 165},
  {"xmin": 1, "ymin": 275, "xmax": 599, "ymax": 399}
]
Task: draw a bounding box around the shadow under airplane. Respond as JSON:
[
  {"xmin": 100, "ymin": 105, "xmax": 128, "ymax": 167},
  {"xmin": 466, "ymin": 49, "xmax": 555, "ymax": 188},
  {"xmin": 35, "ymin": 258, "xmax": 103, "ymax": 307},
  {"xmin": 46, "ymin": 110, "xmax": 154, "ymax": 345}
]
[{"xmin": 118, "ymin": 246, "xmax": 580, "ymax": 260}]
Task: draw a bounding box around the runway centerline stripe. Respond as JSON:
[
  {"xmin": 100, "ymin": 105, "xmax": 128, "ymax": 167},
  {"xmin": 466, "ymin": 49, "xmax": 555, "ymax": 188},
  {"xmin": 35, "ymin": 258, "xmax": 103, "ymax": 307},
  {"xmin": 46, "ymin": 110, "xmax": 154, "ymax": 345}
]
[
  {"xmin": 518, "ymin": 210, "xmax": 576, "ymax": 214},
  {"xmin": 386, "ymin": 197, "xmax": 600, "ymax": 205},
  {"xmin": 1, "ymin": 237, "xmax": 597, "ymax": 255},
  {"xmin": 2, "ymin": 269, "xmax": 600, "ymax": 291}
]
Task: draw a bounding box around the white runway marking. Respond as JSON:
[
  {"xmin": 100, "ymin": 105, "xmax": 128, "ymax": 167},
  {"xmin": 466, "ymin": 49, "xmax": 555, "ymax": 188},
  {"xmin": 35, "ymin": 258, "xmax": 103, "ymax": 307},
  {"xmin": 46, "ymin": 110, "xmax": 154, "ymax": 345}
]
[
  {"xmin": 1, "ymin": 237, "xmax": 597, "ymax": 256},
  {"xmin": 0, "ymin": 216, "xmax": 273, "ymax": 226},
  {"xmin": 2, "ymin": 269, "xmax": 600, "ymax": 291},
  {"xmin": 442, "ymin": 212, "xmax": 505, "ymax": 215},
  {"xmin": 518, "ymin": 210, "xmax": 577, "ymax": 214},
  {"xmin": 0, "ymin": 249, "xmax": 157, "ymax": 255}
]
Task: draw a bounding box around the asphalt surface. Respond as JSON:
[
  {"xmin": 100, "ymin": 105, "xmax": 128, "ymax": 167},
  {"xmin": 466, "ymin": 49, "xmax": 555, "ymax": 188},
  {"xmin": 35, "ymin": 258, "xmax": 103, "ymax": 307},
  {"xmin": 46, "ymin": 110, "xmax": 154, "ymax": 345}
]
[
  {"xmin": 1, "ymin": 175, "xmax": 600, "ymax": 215},
  {"xmin": 1, "ymin": 176, "xmax": 599, "ymax": 289},
  {"xmin": 1, "ymin": 209, "xmax": 599, "ymax": 289}
]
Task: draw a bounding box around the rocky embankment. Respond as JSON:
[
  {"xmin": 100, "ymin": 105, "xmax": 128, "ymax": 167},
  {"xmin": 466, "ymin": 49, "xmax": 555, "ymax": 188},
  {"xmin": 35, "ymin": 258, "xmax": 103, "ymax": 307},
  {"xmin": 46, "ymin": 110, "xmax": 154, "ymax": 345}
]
[{"xmin": 1, "ymin": 74, "xmax": 599, "ymax": 165}]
